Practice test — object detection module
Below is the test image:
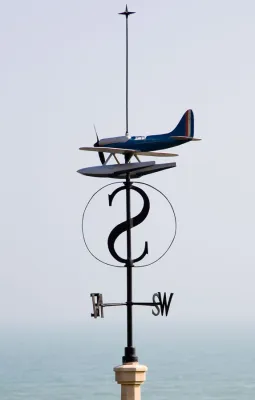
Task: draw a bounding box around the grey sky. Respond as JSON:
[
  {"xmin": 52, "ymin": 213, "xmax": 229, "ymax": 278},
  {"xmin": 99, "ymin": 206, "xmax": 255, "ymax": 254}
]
[{"xmin": 0, "ymin": 0, "xmax": 254, "ymax": 329}]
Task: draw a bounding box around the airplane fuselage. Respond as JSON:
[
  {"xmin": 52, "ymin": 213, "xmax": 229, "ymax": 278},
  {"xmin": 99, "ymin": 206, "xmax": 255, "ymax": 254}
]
[{"xmin": 99, "ymin": 133, "xmax": 193, "ymax": 152}]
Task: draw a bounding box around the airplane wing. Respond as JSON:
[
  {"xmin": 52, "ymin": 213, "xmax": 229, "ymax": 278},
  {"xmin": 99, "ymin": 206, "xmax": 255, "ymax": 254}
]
[
  {"xmin": 80, "ymin": 146, "xmax": 136, "ymax": 155},
  {"xmin": 79, "ymin": 147, "xmax": 178, "ymax": 157},
  {"xmin": 171, "ymin": 136, "xmax": 201, "ymax": 141},
  {"xmin": 135, "ymin": 150, "xmax": 178, "ymax": 157}
]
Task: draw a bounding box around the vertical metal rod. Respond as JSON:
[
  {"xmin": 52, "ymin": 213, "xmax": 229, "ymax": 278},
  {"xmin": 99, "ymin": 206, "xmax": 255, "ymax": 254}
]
[
  {"xmin": 119, "ymin": 6, "xmax": 135, "ymax": 137},
  {"xmin": 122, "ymin": 173, "xmax": 138, "ymax": 363},
  {"xmin": 125, "ymin": 14, "xmax": 128, "ymax": 135},
  {"xmin": 126, "ymin": 173, "xmax": 132, "ymax": 348},
  {"xmin": 119, "ymin": 5, "xmax": 137, "ymax": 365}
]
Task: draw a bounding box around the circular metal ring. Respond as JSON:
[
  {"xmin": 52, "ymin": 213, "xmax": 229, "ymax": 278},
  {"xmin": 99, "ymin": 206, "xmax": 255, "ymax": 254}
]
[{"xmin": 81, "ymin": 181, "xmax": 177, "ymax": 268}]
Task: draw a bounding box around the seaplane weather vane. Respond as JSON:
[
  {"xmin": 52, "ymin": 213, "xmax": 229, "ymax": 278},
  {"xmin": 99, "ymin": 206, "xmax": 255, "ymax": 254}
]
[{"xmin": 78, "ymin": 5, "xmax": 200, "ymax": 363}]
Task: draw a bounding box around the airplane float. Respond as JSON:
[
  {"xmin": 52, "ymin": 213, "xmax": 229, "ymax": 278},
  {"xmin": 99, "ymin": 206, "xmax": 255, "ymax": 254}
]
[{"xmin": 78, "ymin": 7, "xmax": 200, "ymax": 179}]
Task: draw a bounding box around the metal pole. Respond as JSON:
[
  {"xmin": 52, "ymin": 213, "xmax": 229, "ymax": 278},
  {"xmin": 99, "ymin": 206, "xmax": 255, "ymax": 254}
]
[
  {"xmin": 123, "ymin": 173, "xmax": 138, "ymax": 363},
  {"xmin": 119, "ymin": 6, "xmax": 135, "ymax": 137},
  {"xmin": 126, "ymin": 173, "xmax": 132, "ymax": 347},
  {"xmin": 119, "ymin": 5, "xmax": 137, "ymax": 364},
  {"xmin": 126, "ymin": 14, "xmax": 128, "ymax": 135}
]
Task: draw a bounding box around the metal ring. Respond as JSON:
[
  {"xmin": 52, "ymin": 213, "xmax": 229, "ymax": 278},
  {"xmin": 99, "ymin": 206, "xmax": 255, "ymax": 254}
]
[{"xmin": 81, "ymin": 181, "xmax": 177, "ymax": 268}]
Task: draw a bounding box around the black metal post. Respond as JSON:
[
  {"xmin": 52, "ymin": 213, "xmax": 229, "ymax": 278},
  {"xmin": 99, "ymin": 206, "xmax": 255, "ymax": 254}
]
[
  {"xmin": 123, "ymin": 173, "xmax": 138, "ymax": 363},
  {"xmin": 119, "ymin": 5, "xmax": 137, "ymax": 364}
]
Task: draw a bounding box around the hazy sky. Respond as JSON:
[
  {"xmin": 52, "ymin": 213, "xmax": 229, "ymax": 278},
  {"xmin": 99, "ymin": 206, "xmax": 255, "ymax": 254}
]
[{"xmin": 0, "ymin": 0, "xmax": 255, "ymax": 330}]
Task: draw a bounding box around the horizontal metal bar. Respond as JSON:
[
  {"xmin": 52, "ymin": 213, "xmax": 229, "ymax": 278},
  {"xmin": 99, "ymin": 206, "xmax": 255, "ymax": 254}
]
[
  {"xmin": 132, "ymin": 302, "xmax": 160, "ymax": 306},
  {"xmin": 102, "ymin": 302, "xmax": 160, "ymax": 308},
  {"xmin": 102, "ymin": 303, "xmax": 126, "ymax": 307}
]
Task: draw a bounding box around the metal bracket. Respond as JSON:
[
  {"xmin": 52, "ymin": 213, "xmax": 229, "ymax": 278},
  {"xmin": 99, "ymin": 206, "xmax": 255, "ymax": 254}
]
[{"xmin": 104, "ymin": 153, "xmax": 113, "ymax": 165}]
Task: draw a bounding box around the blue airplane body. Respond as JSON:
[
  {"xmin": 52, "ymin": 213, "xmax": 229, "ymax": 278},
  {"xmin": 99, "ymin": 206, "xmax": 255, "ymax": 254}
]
[
  {"xmin": 79, "ymin": 109, "xmax": 200, "ymax": 165},
  {"xmin": 101, "ymin": 109, "xmax": 195, "ymax": 152}
]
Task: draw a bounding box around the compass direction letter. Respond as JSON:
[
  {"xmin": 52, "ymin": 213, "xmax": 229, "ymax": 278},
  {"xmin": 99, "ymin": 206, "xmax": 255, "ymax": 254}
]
[{"xmin": 152, "ymin": 292, "xmax": 174, "ymax": 317}]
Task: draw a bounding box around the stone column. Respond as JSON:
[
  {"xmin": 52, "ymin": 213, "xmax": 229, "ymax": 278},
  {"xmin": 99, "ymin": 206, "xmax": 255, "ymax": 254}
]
[{"xmin": 114, "ymin": 362, "xmax": 148, "ymax": 400}]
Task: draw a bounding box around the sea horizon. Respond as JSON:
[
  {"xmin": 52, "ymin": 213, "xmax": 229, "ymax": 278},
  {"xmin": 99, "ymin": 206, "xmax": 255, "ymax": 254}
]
[{"xmin": 0, "ymin": 322, "xmax": 254, "ymax": 400}]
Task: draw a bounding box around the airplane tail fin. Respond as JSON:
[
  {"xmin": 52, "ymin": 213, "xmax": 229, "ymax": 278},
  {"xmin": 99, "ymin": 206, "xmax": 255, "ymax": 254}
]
[{"xmin": 169, "ymin": 109, "xmax": 194, "ymax": 138}]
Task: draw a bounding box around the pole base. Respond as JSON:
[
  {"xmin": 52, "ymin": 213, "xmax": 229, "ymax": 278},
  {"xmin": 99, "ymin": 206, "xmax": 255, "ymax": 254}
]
[
  {"xmin": 122, "ymin": 346, "xmax": 138, "ymax": 363},
  {"xmin": 114, "ymin": 362, "xmax": 148, "ymax": 400}
]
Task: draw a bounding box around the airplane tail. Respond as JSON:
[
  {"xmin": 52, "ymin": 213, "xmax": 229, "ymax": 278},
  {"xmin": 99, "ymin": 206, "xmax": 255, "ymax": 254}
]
[{"xmin": 169, "ymin": 109, "xmax": 194, "ymax": 138}]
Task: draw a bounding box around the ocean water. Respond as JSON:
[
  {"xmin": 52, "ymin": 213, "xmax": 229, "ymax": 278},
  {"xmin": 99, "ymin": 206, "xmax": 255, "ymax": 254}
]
[{"xmin": 0, "ymin": 324, "xmax": 254, "ymax": 400}]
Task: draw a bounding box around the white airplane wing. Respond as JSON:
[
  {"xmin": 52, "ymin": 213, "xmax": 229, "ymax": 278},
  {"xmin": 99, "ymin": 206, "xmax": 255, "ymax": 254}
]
[
  {"xmin": 79, "ymin": 147, "xmax": 178, "ymax": 157},
  {"xmin": 80, "ymin": 146, "xmax": 136, "ymax": 155}
]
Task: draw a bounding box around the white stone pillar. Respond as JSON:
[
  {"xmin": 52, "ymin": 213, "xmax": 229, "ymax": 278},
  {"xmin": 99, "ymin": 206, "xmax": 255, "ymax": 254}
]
[{"xmin": 114, "ymin": 362, "xmax": 148, "ymax": 400}]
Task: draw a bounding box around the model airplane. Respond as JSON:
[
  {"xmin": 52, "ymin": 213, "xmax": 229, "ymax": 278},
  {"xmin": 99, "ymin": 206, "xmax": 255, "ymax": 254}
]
[
  {"xmin": 78, "ymin": 8, "xmax": 201, "ymax": 179},
  {"xmin": 80, "ymin": 109, "xmax": 200, "ymax": 165}
]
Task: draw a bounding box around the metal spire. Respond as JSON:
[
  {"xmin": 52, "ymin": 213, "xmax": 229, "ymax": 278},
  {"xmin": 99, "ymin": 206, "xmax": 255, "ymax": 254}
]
[{"xmin": 119, "ymin": 5, "xmax": 135, "ymax": 136}]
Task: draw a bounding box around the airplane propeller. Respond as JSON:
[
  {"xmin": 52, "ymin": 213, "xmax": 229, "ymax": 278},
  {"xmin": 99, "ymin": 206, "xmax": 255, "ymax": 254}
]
[{"xmin": 93, "ymin": 124, "xmax": 105, "ymax": 165}]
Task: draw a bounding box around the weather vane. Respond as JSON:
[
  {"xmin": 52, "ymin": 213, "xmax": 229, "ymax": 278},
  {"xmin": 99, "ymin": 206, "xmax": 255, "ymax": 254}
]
[{"xmin": 77, "ymin": 4, "xmax": 200, "ymax": 390}]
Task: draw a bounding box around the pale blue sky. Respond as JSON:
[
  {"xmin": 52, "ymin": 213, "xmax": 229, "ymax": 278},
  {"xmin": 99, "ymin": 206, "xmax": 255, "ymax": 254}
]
[{"xmin": 0, "ymin": 0, "xmax": 254, "ymax": 330}]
